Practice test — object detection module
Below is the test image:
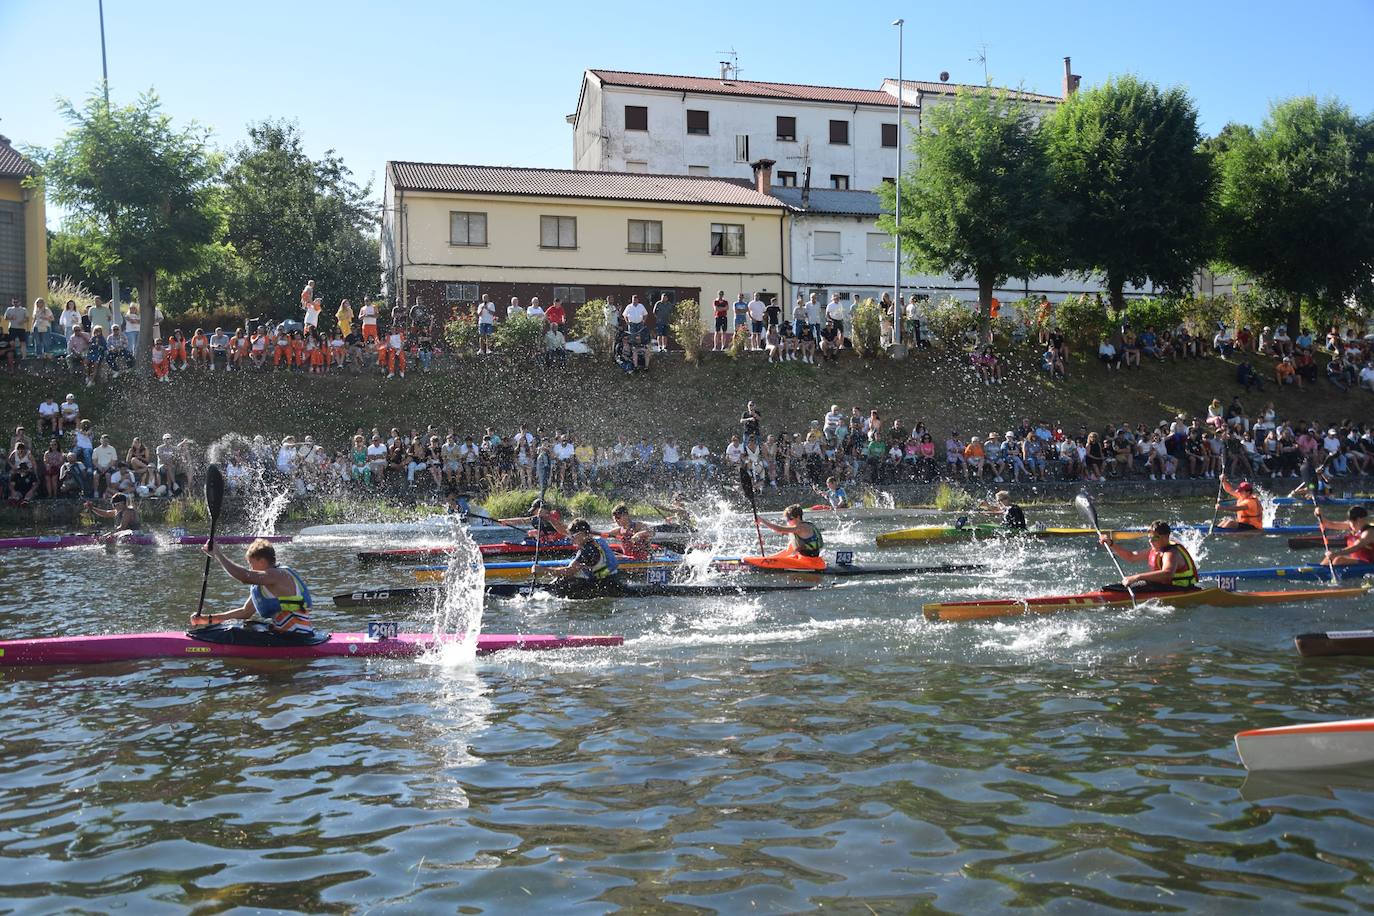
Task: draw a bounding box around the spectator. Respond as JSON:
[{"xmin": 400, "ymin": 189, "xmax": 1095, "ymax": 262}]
[
  {"xmin": 818, "ymin": 322, "xmax": 840, "ymax": 360},
  {"xmin": 37, "ymin": 396, "xmax": 60, "ymax": 439},
  {"xmin": 335, "ymin": 299, "xmax": 354, "ymax": 336},
  {"xmin": 543, "ymin": 323, "xmax": 567, "ymax": 367},
  {"xmin": 545, "ymin": 298, "xmax": 566, "ymax": 334},
  {"xmin": 825, "ymin": 294, "xmax": 846, "ymax": 344},
  {"xmin": 60, "ymin": 450, "xmax": 91, "ymax": 497},
  {"xmin": 623, "ymin": 295, "xmax": 648, "ymax": 348},
  {"xmin": 91, "ymin": 434, "xmax": 118, "ymax": 497},
  {"xmin": 732, "ymin": 293, "xmax": 749, "ymax": 341},
  {"xmin": 509, "ymin": 297, "xmax": 526, "ymax": 321},
  {"xmin": 1274, "ymin": 356, "xmax": 1298, "ymax": 387},
  {"xmin": 41, "ymin": 438, "xmax": 63, "ymax": 497},
  {"xmin": 1120, "ymin": 327, "xmax": 1141, "ymax": 367},
  {"xmin": 1042, "ymin": 343, "xmax": 1066, "ymax": 379},
  {"xmin": 87, "ymin": 297, "xmax": 112, "ymax": 333},
  {"xmin": 740, "ymin": 401, "xmax": 762, "ymax": 448},
  {"xmin": 746, "ymin": 292, "xmax": 766, "ymax": 350},
  {"xmin": 711, "ymin": 290, "xmax": 729, "ymax": 351},
  {"xmin": 209, "ymin": 327, "xmax": 231, "ymax": 371},
  {"xmin": 359, "ymin": 300, "xmax": 378, "ymax": 344},
  {"xmin": 526, "ymin": 297, "xmax": 545, "ymax": 324},
  {"xmin": 58, "ymin": 299, "xmax": 82, "ymax": 340},
  {"xmin": 652, "ymin": 293, "xmax": 673, "ymax": 352},
  {"xmin": 1237, "ymin": 359, "xmax": 1263, "ymax": 392}
]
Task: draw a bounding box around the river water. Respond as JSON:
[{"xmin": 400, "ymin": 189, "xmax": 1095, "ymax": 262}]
[{"xmin": 2, "ymin": 503, "xmax": 1373, "ymax": 913}]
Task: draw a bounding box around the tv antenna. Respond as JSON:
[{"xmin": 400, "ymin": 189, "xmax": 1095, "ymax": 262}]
[
  {"xmin": 715, "ymin": 48, "xmax": 741, "ymax": 81},
  {"xmin": 969, "ymin": 44, "xmax": 989, "ymax": 85}
]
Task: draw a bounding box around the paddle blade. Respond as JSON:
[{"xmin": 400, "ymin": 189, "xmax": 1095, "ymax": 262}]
[
  {"xmin": 1073, "ymin": 490, "xmax": 1099, "ymax": 531},
  {"xmin": 204, "ymin": 463, "xmax": 226, "ymax": 521},
  {"xmin": 739, "ymin": 466, "xmax": 756, "ymax": 503}
]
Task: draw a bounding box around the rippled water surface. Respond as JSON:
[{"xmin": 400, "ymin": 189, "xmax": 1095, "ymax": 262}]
[{"xmin": 3, "ymin": 505, "xmax": 1374, "ymax": 913}]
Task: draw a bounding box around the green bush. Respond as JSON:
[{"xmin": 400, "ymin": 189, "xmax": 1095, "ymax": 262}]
[
  {"xmin": 671, "ymin": 299, "xmax": 704, "ymax": 363},
  {"xmin": 444, "ymin": 315, "xmax": 477, "ymax": 354},
  {"xmin": 492, "ymin": 313, "xmax": 545, "ymax": 359},
  {"xmin": 573, "ymin": 299, "xmax": 613, "ymax": 358},
  {"xmin": 851, "ymin": 299, "xmax": 883, "ymax": 357},
  {"xmin": 1055, "ymin": 293, "xmax": 1111, "ymax": 347},
  {"xmin": 725, "ymin": 323, "xmax": 749, "ymax": 358},
  {"xmin": 1231, "ymin": 288, "xmax": 1289, "ymax": 333},
  {"xmin": 925, "ymin": 296, "xmax": 978, "ymax": 347},
  {"xmin": 933, "ymin": 482, "xmax": 976, "ymax": 511},
  {"xmin": 1121, "ymin": 297, "xmax": 1184, "ymax": 333}
]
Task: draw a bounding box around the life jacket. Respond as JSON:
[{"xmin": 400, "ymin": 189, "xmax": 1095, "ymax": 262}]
[
  {"xmin": 575, "ymin": 538, "xmax": 620, "ymax": 580},
  {"xmin": 791, "ymin": 522, "xmax": 823, "ymax": 558},
  {"xmin": 249, "ymin": 566, "xmax": 314, "ymax": 634},
  {"xmin": 612, "ymin": 522, "xmax": 651, "ymax": 559},
  {"xmin": 1002, "ymin": 504, "xmax": 1027, "ymax": 531},
  {"xmin": 1233, "ymin": 495, "xmax": 1263, "ymax": 528},
  {"xmin": 1147, "ymin": 542, "xmax": 1199, "ymax": 588},
  {"xmin": 1346, "ymin": 528, "xmax": 1374, "ymax": 564}
]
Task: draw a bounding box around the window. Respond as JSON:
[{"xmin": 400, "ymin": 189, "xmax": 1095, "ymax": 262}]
[
  {"xmin": 866, "ymin": 233, "xmax": 894, "ymax": 262},
  {"xmin": 882, "ymin": 123, "xmax": 899, "ymax": 148},
  {"xmin": 625, "ymin": 105, "xmax": 648, "ymax": 131},
  {"xmin": 449, "ymin": 211, "xmax": 487, "ymax": 247},
  {"xmin": 540, "ymin": 215, "xmax": 577, "ymax": 249},
  {"xmin": 628, "ymin": 219, "xmax": 663, "ymax": 253},
  {"xmin": 625, "ymin": 160, "xmax": 648, "ymax": 172},
  {"xmin": 882, "ymin": 177, "xmax": 895, "ymax": 185},
  {"xmin": 687, "ymin": 110, "xmax": 710, "ymax": 135},
  {"xmin": 776, "ymin": 116, "xmax": 796, "ymax": 141},
  {"xmin": 830, "ymin": 174, "xmax": 850, "ymax": 190},
  {"xmin": 776, "ymin": 171, "xmax": 797, "ymax": 187},
  {"xmin": 445, "ymin": 282, "xmax": 479, "ymax": 302},
  {"xmin": 735, "ymin": 134, "xmax": 750, "ymax": 162},
  {"xmin": 688, "ymin": 165, "xmax": 710, "ymax": 176},
  {"xmin": 814, "ymin": 231, "xmax": 841, "ymax": 260},
  {"xmin": 829, "ymin": 119, "xmax": 849, "ymax": 145},
  {"xmin": 553, "ymin": 286, "xmax": 587, "ymax": 304},
  {"xmin": 710, "ymin": 223, "xmax": 745, "ymax": 257}
]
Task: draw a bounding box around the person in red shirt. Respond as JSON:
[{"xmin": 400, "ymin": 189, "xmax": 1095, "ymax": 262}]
[{"xmin": 545, "ymin": 299, "xmax": 566, "ymax": 332}]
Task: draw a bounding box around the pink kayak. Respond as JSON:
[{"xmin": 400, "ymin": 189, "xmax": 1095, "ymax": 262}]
[
  {"xmin": 0, "ymin": 629, "xmax": 623, "ymax": 666},
  {"xmin": 0, "ymin": 534, "xmax": 292, "ymax": 550}
]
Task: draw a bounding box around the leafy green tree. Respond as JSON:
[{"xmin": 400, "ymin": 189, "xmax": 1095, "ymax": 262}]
[
  {"xmin": 878, "ymin": 88, "xmax": 1059, "ymax": 340},
  {"xmin": 1214, "ymin": 97, "xmax": 1374, "ymax": 334},
  {"xmin": 221, "ymin": 120, "xmax": 380, "ymax": 318},
  {"xmin": 30, "ymin": 90, "xmax": 221, "ymax": 367},
  {"xmin": 1043, "ymin": 75, "xmax": 1214, "ymax": 311}
]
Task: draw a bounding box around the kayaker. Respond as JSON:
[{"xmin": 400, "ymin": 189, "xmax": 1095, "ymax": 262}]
[
  {"xmin": 981, "ymin": 490, "xmax": 1026, "ymax": 531},
  {"xmin": 500, "ymin": 499, "xmax": 566, "ymax": 542},
  {"xmin": 540, "ymin": 518, "xmax": 624, "ymax": 595},
  {"xmin": 757, "ymin": 504, "xmax": 825, "ymax": 569},
  {"xmin": 608, "ymin": 503, "xmax": 654, "ymax": 559},
  {"xmin": 1099, "ymin": 521, "xmax": 1200, "ymax": 592},
  {"xmin": 83, "ymin": 493, "xmax": 141, "ymax": 544},
  {"xmin": 1217, "ymin": 475, "xmax": 1264, "ymax": 529},
  {"xmin": 1315, "ymin": 506, "xmax": 1374, "ymax": 566},
  {"xmin": 191, "ymin": 539, "xmax": 314, "ymax": 634},
  {"xmin": 819, "ymin": 476, "xmax": 850, "ymax": 510},
  {"xmin": 650, "ymin": 492, "xmax": 697, "ymax": 531}
]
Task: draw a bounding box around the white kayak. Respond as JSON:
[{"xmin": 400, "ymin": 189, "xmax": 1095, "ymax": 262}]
[
  {"xmin": 1234, "ymin": 717, "xmax": 1374, "ymax": 772},
  {"xmin": 298, "ymin": 514, "xmax": 516, "ymax": 544}
]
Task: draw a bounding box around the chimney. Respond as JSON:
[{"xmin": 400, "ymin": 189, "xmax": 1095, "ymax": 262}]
[
  {"xmin": 750, "ymin": 158, "xmax": 776, "ymax": 194},
  {"xmin": 720, "ymin": 60, "xmax": 730, "ymax": 80},
  {"xmin": 1062, "ymin": 57, "xmax": 1081, "ymax": 98}
]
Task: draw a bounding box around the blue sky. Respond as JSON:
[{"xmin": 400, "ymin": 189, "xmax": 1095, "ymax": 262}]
[{"xmin": 3, "ymin": 0, "xmax": 1371, "ymax": 213}]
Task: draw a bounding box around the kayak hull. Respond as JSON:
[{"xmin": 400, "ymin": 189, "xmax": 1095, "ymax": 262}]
[
  {"xmin": 0, "ymin": 630, "xmax": 622, "ymax": 667},
  {"xmin": 923, "ymin": 585, "xmax": 1370, "ymax": 622},
  {"xmin": 419, "ymin": 557, "xmax": 674, "ymax": 582},
  {"xmin": 875, "ymin": 526, "xmax": 1129, "ymax": 546},
  {"xmin": 1204, "ymin": 563, "xmax": 1374, "ymax": 583},
  {"xmin": 1235, "ymin": 718, "xmax": 1374, "ymax": 772},
  {"xmin": 0, "ymin": 534, "xmax": 290, "ymax": 550},
  {"xmin": 1294, "ymin": 630, "xmax": 1374, "ymax": 657}
]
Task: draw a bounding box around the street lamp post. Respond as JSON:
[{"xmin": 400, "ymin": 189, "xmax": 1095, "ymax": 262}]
[
  {"xmin": 99, "ymin": 0, "xmax": 121, "ymax": 321},
  {"xmin": 891, "ymin": 18, "xmax": 904, "ymax": 349}
]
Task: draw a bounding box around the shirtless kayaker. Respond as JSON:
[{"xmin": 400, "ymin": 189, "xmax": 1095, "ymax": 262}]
[
  {"xmin": 83, "ymin": 493, "xmax": 141, "ymax": 545},
  {"xmin": 1099, "ymin": 520, "xmax": 1200, "ymax": 592},
  {"xmin": 1218, "ymin": 474, "xmax": 1263, "ymax": 529},
  {"xmin": 757, "ymin": 504, "xmax": 825, "ymax": 569},
  {"xmin": 499, "ymin": 498, "xmax": 567, "ymax": 541},
  {"xmin": 1315, "ymin": 506, "xmax": 1374, "ymax": 566},
  {"xmin": 191, "ymin": 539, "xmax": 314, "ymax": 634}
]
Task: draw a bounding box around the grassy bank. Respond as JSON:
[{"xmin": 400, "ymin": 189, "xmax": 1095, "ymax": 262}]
[{"xmin": 1, "ymin": 345, "xmax": 1365, "ymax": 451}]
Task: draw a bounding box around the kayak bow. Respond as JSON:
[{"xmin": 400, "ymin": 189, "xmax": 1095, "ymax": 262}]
[
  {"xmin": 1235, "ymin": 718, "xmax": 1374, "ymax": 772},
  {"xmin": 923, "ymin": 584, "xmax": 1370, "ymax": 622}
]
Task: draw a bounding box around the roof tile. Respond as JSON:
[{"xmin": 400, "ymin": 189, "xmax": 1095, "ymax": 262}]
[
  {"xmin": 589, "ymin": 69, "xmax": 897, "ymax": 107},
  {"xmin": 0, "ymin": 136, "xmax": 35, "ymax": 179}
]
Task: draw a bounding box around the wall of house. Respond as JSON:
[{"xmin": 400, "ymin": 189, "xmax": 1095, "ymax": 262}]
[
  {"xmin": 0, "ymin": 177, "xmax": 47, "ymax": 319},
  {"xmin": 394, "ymin": 189, "xmax": 786, "ymax": 325}
]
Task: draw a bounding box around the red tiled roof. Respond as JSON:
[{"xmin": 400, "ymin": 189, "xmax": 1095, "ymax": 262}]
[
  {"xmin": 888, "ymin": 78, "xmax": 1063, "ymax": 104},
  {"xmin": 388, "ymin": 162, "xmax": 787, "ymax": 209},
  {"xmin": 588, "ymin": 69, "xmax": 897, "ymax": 107},
  {"xmin": 0, "ymin": 135, "xmax": 36, "ymax": 179}
]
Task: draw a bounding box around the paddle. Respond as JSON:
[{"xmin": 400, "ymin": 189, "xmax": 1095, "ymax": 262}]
[
  {"xmin": 526, "ymin": 446, "xmax": 553, "ymax": 596},
  {"xmin": 1303, "ymin": 459, "xmax": 1339, "ymax": 586},
  {"xmin": 739, "ymin": 466, "xmax": 766, "ymax": 555},
  {"xmin": 1207, "ymin": 474, "xmax": 1226, "ymax": 535},
  {"xmin": 195, "ymin": 463, "xmax": 226, "ymax": 623},
  {"xmin": 1073, "ymin": 490, "xmax": 1136, "ymax": 609}
]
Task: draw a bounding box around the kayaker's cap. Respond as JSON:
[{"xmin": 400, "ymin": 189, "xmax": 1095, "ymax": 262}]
[
  {"xmin": 529, "ymin": 498, "xmax": 544, "ymax": 511},
  {"xmin": 162, "ymin": 433, "xmax": 172, "ymax": 440},
  {"xmin": 1349, "ymin": 507, "xmax": 1368, "ymax": 521},
  {"xmin": 1236, "ymin": 482, "xmax": 1254, "ymax": 492},
  {"xmin": 111, "ymin": 494, "xmax": 127, "ymax": 504},
  {"xmin": 568, "ymin": 518, "xmax": 592, "ymax": 535}
]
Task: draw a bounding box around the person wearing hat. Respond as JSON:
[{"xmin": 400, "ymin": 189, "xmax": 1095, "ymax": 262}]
[
  {"xmin": 1314, "ymin": 506, "xmax": 1374, "ymax": 567},
  {"xmin": 1217, "ymin": 474, "xmax": 1263, "ymax": 529},
  {"xmin": 500, "ymin": 498, "xmax": 566, "ymax": 542},
  {"xmin": 538, "ymin": 518, "xmax": 624, "ymax": 596},
  {"xmin": 83, "ymin": 492, "xmax": 142, "ymax": 544}
]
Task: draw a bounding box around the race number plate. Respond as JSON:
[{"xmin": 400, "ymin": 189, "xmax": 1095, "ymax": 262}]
[
  {"xmin": 834, "ymin": 550, "xmax": 854, "ymax": 567},
  {"xmin": 367, "ymin": 620, "xmax": 399, "ymax": 641},
  {"xmin": 1218, "ymin": 576, "xmax": 1238, "ymax": 592},
  {"xmin": 646, "ymin": 567, "xmax": 670, "ymax": 585}
]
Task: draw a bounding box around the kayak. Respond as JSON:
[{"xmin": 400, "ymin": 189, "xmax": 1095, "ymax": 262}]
[
  {"xmin": 1265, "ymin": 496, "xmax": 1372, "ymax": 507},
  {"xmin": 416, "ymin": 557, "xmax": 678, "ymax": 583},
  {"xmin": 1235, "ymin": 718, "xmax": 1374, "ymax": 772},
  {"xmin": 418, "ymin": 554, "xmax": 987, "ymax": 583},
  {"xmin": 1202, "ymin": 563, "xmax": 1374, "ymax": 583},
  {"xmin": 336, "ymin": 580, "xmax": 822, "ymax": 607},
  {"xmin": 874, "ymin": 525, "xmax": 1107, "ymax": 546},
  {"xmin": 1288, "ymin": 535, "xmax": 1329, "ymax": 550},
  {"xmin": 922, "ymin": 584, "xmax": 1370, "ymax": 623},
  {"xmin": 0, "ymin": 533, "xmax": 290, "ymax": 550},
  {"xmin": 358, "ymin": 534, "xmax": 691, "ymax": 564},
  {"xmin": 713, "ymin": 558, "xmax": 987, "ymax": 578},
  {"xmin": 1294, "ymin": 629, "xmax": 1374, "ymax": 657},
  {"xmin": 0, "ymin": 625, "xmax": 622, "ymax": 667},
  {"xmin": 298, "ymin": 516, "xmax": 515, "ymax": 544}
]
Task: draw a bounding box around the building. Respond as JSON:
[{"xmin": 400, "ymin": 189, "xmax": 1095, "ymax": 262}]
[
  {"xmin": 570, "ymin": 67, "xmax": 1064, "ymax": 191},
  {"xmin": 381, "ymin": 160, "xmax": 788, "ymax": 320},
  {"xmin": 0, "ymin": 135, "xmax": 47, "ymax": 316}
]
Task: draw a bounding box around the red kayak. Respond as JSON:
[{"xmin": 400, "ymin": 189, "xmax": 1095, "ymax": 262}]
[{"xmin": 0, "ymin": 628, "xmax": 623, "ymax": 666}]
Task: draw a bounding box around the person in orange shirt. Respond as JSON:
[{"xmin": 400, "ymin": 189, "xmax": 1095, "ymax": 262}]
[
  {"xmin": 307, "ymin": 332, "xmax": 326, "ymax": 373},
  {"xmin": 963, "ymin": 436, "xmax": 986, "ymax": 481},
  {"xmin": 232, "ymin": 329, "xmax": 250, "ymax": 370},
  {"xmin": 359, "ymin": 301, "xmax": 378, "ymax": 342},
  {"xmin": 273, "ymin": 327, "xmax": 291, "ymax": 369},
  {"xmin": 382, "ymin": 326, "xmax": 406, "ymax": 378},
  {"xmin": 151, "ymin": 338, "xmax": 171, "ymax": 382},
  {"xmin": 289, "ymin": 331, "xmax": 305, "ymax": 370},
  {"xmin": 189, "ymin": 328, "xmax": 210, "ymax": 370},
  {"xmin": 168, "ymin": 330, "xmax": 189, "ymax": 370},
  {"xmin": 249, "ymin": 329, "xmax": 268, "ymax": 369}
]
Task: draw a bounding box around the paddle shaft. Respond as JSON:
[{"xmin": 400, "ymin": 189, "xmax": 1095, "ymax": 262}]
[
  {"xmin": 1304, "ymin": 461, "xmax": 1339, "ymax": 586},
  {"xmin": 1207, "ymin": 477, "xmax": 1225, "ymax": 535},
  {"xmin": 1075, "ymin": 492, "xmax": 1136, "ymax": 609},
  {"xmin": 195, "ymin": 465, "xmax": 226, "ymax": 621},
  {"xmin": 740, "ymin": 468, "xmax": 765, "ymax": 554},
  {"xmin": 527, "ymin": 451, "xmax": 552, "ymax": 596}
]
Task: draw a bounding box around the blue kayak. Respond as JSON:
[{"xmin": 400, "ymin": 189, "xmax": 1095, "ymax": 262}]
[
  {"xmin": 1202, "ymin": 563, "xmax": 1374, "ymax": 582},
  {"xmin": 1120, "ymin": 524, "xmax": 1321, "ymax": 535},
  {"xmin": 1265, "ymin": 497, "xmax": 1373, "ymax": 507}
]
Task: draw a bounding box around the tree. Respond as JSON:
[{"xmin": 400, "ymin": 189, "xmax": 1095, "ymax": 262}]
[
  {"xmin": 30, "ymin": 90, "xmax": 221, "ymax": 368},
  {"xmin": 221, "ymin": 120, "xmax": 380, "ymax": 318},
  {"xmin": 1043, "ymin": 75, "xmax": 1214, "ymax": 311},
  {"xmin": 878, "ymin": 88, "xmax": 1060, "ymax": 340},
  {"xmin": 1214, "ymin": 98, "xmax": 1374, "ymax": 334}
]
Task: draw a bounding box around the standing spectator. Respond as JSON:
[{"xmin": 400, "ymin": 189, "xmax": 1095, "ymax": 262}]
[
  {"xmin": 793, "ymin": 295, "xmax": 816, "ymax": 364},
  {"xmin": 59, "ymin": 299, "xmax": 82, "ymax": 340},
  {"xmin": 73, "ymin": 420, "xmax": 95, "ymax": 468},
  {"xmin": 87, "ymin": 297, "xmax": 112, "ymax": 334},
  {"xmin": 825, "ymin": 293, "xmax": 848, "ymax": 346},
  {"xmin": 4, "ymin": 297, "xmax": 28, "ymax": 366},
  {"xmin": 476, "ymin": 294, "xmax": 497, "ymax": 355},
  {"xmin": 746, "ymin": 292, "xmax": 766, "ymax": 350},
  {"xmin": 652, "ymin": 293, "xmax": 673, "ymax": 352},
  {"xmin": 545, "ymin": 297, "xmax": 566, "ymax": 333},
  {"xmin": 732, "ymin": 293, "xmax": 749, "ymax": 341},
  {"xmin": 543, "ymin": 323, "xmax": 567, "ymax": 367},
  {"xmin": 601, "ymin": 296, "xmax": 618, "ymax": 332},
  {"xmin": 905, "ymin": 295, "xmax": 927, "ymax": 348},
  {"xmin": 303, "ymin": 294, "xmax": 323, "ymax": 336},
  {"xmin": 740, "ymin": 401, "xmax": 762, "ymax": 449},
  {"xmin": 712, "ymin": 290, "xmax": 729, "ymax": 351},
  {"xmin": 335, "ymin": 298, "xmax": 354, "ymax": 337},
  {"xmin": 623, "ymin": 295, "xmax": 648, "ymax": 352},
  {"xmin": 359, "ymin": 300, "xmax": 378, "ymax": 344},
  {"xmin": 121, "ymin": 303, "xmax": 139, "ymax": 358},
  {"xmin": 527, "ymin": 297, "xmax": 545, "ymax": 324},
  {"xmin": 509, "ymin": 297, "xmax": 526, "ymax": 321}
]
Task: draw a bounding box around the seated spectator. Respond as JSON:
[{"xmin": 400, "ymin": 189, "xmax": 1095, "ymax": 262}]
[
  {"xmin": 1097, "ymin": 338, "xmax": 1122, "ymax": 370},
  {"xmin": 1294, "ymin": 349, "xmax": 1318, "ymax": 385},
  {"xmin": 543, "ymin": 324, "xmax": 567, "ymax": 368},
  {"xmin": 37, "ymin": 397, "xmax": 60, "ymax": 438},
  {"xmin": 66, "ymin": 327, "xmax": 90, "ymax": 374},
  {"xmin": 85, "ymin": 327, "xmax": 109, "ymax": 386},
  {"xmin": 91, "ymin": 434, "xmax": 119, "ymax": 497},
  {"xmin": 1041, "ymin": 345, "xmax": 1066, "ymax": 379},
  {"xmin": 1235, "ymin": 325, "xmax": 1254, "ymax": 352},
  {"xmin": 1213, "ymin": 324, "xmax": 1234, "ymax": 356},
  {"xmin": 1120, "ymin": 328, "xmax": 1141, "ymax": 367},
  {"xmin": 1139, "ymin": 326, "xmax": 1163, "ymax": 360},
  {"xmin": 1295, "ymin": 327, "xmax": 1314, "ymax": 353},
  {"xmin": 1272, "ymin": 325, "xmax": 1292, "ymax": 357},
  {"xmin": 818, "ymin": 323, "xmax": 840, "ymax": 361},
  {"xmin": 1236, "ymin": 359, "xmax": 1264, "ymax": 392},
  {"xmin": 42, "ymin": 438, "xmax": 63, "ymax": 497},
  {"xmin": 1327, "ymin": 356, "xmax": 1350, "ymax": 391},
  {"xmin": 963, "ymin": 436, "xmax": 986, "ymax": 481},
  {"xmin": 1360, "ymin": 363, "xmax": 1374, "ymax": 392},
  {"xmin": 60, "ymin": 450, "xmax": 92, "ymax": 497},
  {"xmin": 1275, "ymin": 356, "xmax": 1299, "ymax": 387}
]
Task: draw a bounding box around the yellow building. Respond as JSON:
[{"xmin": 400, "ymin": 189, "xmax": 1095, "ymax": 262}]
[
  {"xmin": 0, "ymin": 134, "xmax": 47, "ymax": 325},
  {"xmin": 381, "ymin": 160, "xmax": 788, "ymax": 323}
]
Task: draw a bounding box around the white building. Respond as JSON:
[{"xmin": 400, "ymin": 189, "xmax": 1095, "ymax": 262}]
[{"xmin": 570, "ymin": 67, "xmax": 1065, "ymax": 192}]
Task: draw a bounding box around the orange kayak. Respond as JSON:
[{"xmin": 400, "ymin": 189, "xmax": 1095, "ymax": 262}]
[{"xmin": 742, "ymin": 554, "xmax": 827, "ymax": 572}]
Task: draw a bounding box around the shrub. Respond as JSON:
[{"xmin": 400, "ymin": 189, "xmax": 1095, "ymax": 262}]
[
  {"xmin": 1055, "ymin": 293, "xmax": 1110, "ymax": 347},
  {"xmin": 725, "ymin": 324, "xmax": 749, "ymax": 358},
  {"xmin": 671, "ymin": 299, "xmax": 704, "ymax": 363},
  {"xmin": 1121, "ymin": 297, "xmax": 1184, "ymax": 334},
  {"xmin": 574, "ymin": 299, "xmax": 613, "ymax": 358},
  {"xmin": 851, "ymin": 299, "xmax": 883, "ymax": 356},
  {"xmin": 492, "ymin": 313, "xmax": 545, "ymax": 360},
  {"xmin": 925, "ymin": 296, "xmax": 978, "ymax": 347},
  {"xmin": 46, "ymin": 277, "xmax": 98, "ymax": 313},
  {"xmin": 445, "ymin": 315, "xmax": 477, "ymax": 354},
  {"xmin": 1232, "ymin": 287, "xmax": 1289, "ymax": 334},
  {"xmin": 933, "ymin": 482, "xmax": 976, "ymax": 511}
]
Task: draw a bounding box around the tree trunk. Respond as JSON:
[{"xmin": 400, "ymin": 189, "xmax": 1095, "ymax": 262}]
[
  {"xmin": 1108, "ymin": 274, "xmax": 1126, "ymax": 314},
  {"xmin": 1286, "ymin": 296, "xmax": 1301, "ymax": 339},
  {"xmin": 137, "ymin": 272, "xmax": 157, "ymax": 375},
  {"xmin": 977, "ymin": 272, "xmax": 994, "ymax": 344}
]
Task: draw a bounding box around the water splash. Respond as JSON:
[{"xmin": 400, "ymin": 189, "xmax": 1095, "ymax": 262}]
[{"xmin": 424, "ymin": 526, "xmax": 485, "ymax": 666}]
